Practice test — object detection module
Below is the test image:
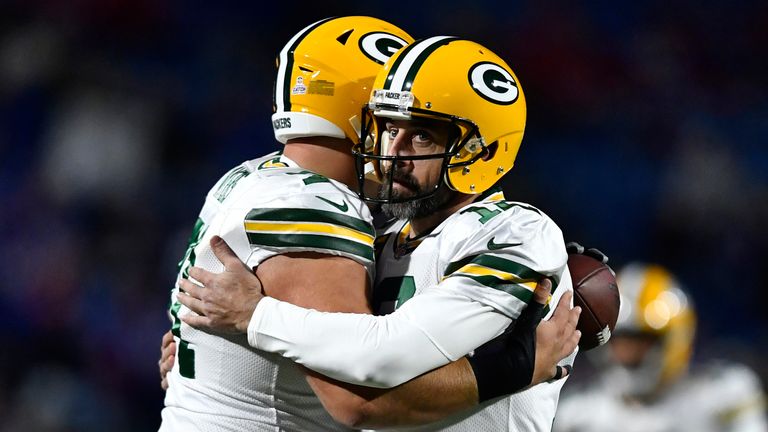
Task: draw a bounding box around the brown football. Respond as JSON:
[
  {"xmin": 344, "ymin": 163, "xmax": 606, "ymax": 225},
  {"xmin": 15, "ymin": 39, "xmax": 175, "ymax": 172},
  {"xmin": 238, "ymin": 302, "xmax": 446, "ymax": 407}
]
[{"xmin": 568, "ymin": 253, "xmax": 621, "ymax": 351}]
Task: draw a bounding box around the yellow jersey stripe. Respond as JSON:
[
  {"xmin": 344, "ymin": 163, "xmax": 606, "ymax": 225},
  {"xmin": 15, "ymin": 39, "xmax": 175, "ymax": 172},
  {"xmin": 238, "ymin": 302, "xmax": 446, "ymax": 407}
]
[
  {"xmin": 448, "ymin": 263, "xmax": 537, "ymax": 291},
  {"xmin": 244, "ymin": 221, "xmax": 374, "ymax": 245}
]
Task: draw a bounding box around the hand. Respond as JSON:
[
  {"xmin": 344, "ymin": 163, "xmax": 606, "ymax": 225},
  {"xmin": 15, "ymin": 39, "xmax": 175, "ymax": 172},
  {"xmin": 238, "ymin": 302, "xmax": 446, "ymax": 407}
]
[
  {"xmin": 565, "ymin": 241, "xmax": 609, "ymax": 264},
  {"xmin": 177, "ymin": 235, "xmax": 265, "ymax": 334},
  {"xmin": 467, "ymin": 277, "xmax": 579, "ymax": 400},
  {"xmin": 531, "ymin": 286, "xmax": 581, "ymax": 385},
  {"xmin": 159, "ymin": 330, "xmax": 176, "ymax": 390}
]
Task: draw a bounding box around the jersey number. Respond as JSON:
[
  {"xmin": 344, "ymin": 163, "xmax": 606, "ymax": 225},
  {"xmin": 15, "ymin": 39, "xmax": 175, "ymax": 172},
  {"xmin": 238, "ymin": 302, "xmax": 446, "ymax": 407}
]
[
  {"xmin": 170, "ymin": 217, "xmax": 207, "ymax": 378},
  {"xmin": 170, "ymin": 169, "xmax": 251, "ymax": 379},
  {"xmin": 460, "ymin": 201, "xmax": 539, "ymax": 224},
  {"xmin": 373, "ymin": 276, "xmax": 416, "ymax": 314},
  {"xmin": 286, "ymin": 170, "xmax": 331, "ymax": 185}
]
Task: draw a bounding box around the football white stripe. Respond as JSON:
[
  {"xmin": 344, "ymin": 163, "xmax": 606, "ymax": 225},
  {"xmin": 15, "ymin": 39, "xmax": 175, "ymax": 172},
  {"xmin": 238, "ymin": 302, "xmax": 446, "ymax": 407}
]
[
  {"xmin": 388, "ymin": 36, "xmax": 453, "ymax": 91},
  {"xmin": 275, "ymin": 19, "xmax": 325, "ymax": 112}
]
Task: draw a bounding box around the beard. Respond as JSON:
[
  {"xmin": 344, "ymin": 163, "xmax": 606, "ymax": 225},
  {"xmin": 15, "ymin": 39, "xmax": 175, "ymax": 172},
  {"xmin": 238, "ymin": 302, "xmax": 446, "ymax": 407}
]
[{"xmin": 378, "ymin": 166, "xmax": 454, "ymax": 220}]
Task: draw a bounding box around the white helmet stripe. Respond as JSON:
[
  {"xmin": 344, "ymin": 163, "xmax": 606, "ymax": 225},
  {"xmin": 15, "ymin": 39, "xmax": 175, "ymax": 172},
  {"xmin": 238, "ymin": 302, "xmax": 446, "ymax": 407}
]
[
  {"xmin": 387, "ymin": 36, "xmax": 454, "ymax": 91},
  {"xmin": 274, "ymin": 17, "xmax": 334, "ymax": 113}
]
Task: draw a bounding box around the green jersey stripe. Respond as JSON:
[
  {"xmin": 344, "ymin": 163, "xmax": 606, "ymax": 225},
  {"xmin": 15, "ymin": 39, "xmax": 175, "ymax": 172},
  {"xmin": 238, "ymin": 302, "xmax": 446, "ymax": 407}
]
[
  {"xmin": 448, "ymin": 273, "xmax": 535, "ymax": 303},
  {"xmin": 247, "ymin": 232, "xmax": 374, "ymax": 261},
  {"xmin": 444, "ymin": 254, "xmax": 560, "ymax": 288},
  {"xmin": 245, "ymin": 208, "xmax": 374, "ymax": 236}
]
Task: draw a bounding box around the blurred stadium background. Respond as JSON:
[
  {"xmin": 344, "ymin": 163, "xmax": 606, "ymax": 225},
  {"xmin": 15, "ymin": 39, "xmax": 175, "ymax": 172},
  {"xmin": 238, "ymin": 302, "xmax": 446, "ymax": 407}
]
[{"xmin": 0, "ymin": 0, "xmax": 766, "ymax": 430}]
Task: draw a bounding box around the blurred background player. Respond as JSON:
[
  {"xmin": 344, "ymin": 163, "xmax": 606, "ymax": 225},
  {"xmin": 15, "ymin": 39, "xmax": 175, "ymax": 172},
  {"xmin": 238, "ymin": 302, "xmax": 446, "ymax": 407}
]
[{"xmin": 554, "ymin": 263, "xmax": 768, "ymax": 432}]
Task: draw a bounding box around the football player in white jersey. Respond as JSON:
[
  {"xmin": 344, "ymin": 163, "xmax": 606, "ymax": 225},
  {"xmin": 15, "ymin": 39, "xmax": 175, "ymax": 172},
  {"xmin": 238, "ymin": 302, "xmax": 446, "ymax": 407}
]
[
  {"xmin": 161, "ymin": 18, "xmax": 578, "ymax": 432},
  {"xmin": 176, "ymin": 37, "xmax": 581, "ymax": 431},
  {"xmin": 159, "ymin": 17, "xmax": 417, "ymax": 431},
  {"xmin": 554, "ymin": 263, "xmax": 768, "ymax": 432}
]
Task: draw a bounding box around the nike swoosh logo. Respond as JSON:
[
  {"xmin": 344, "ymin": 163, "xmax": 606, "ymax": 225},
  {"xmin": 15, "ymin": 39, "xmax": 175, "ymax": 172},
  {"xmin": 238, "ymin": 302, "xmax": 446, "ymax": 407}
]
[
  {"xmin": 316, "ymin": 196, "xmax": 349, "ymax": 212},
  {"xmin": 487, "ymin": 237, "xmax": 522, "ymax": 250}
]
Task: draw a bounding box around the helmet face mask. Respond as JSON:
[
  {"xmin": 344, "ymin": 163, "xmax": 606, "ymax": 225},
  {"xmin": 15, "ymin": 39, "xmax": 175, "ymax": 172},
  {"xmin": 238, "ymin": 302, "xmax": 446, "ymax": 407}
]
[
  {"xmin": 353, "ymin": 37, "xmax": 526, "ymax": 204},
  {"xmin": 271, "ymin": 17, "xmax": 413, "ymax": 145},
  {"xmin": 353, "ymin": 103, "xmax": 485, "ymax": 204}
]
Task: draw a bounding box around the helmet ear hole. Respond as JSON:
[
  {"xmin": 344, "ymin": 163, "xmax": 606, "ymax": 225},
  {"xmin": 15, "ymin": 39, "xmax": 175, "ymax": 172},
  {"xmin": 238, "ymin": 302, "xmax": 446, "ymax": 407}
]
[
  {"xmin": 482, "ymin": 141, "xmax": 498, "ymax": 162},
  {"xmin": 336, "ymin": 29, "xmax": 353, "ymax": 45}
]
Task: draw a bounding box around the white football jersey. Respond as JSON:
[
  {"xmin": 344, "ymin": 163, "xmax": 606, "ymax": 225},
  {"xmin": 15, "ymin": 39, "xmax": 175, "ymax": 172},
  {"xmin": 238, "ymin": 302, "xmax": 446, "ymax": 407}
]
[
  {"xmin": 371, "ymin": 189, "xmax": 575, "ymax": 431},
  {"xmin": 160, "ymin": 152, "xmax": 374, "ymax": 432},
  {"xmin": 554, "ymin": 362, "xmax": 768, "ymax": 432}
]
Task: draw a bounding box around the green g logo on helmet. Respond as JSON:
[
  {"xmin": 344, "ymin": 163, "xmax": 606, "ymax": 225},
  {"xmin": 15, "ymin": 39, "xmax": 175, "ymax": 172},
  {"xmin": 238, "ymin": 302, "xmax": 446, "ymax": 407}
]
[
  {"xmin": 359, "ymin": 32, "xmax": 409, "ymax": 65},
  {"xmin": 468, "ymin": 61, "xmax": 519, "ymax": 105}
]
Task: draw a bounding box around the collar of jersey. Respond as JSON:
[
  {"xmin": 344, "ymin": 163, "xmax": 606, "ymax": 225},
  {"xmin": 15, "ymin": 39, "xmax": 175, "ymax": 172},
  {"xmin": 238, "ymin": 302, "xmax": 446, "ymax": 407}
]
[
  {"xmin": 393, "ymin": 221, "xmax": 432, "ymax": 254},
  {"xmin": 475, "ymin": 184, "xmax": 505, "ymax": 202},
  {"xmin": 277, "ymin": 153, "xmax": 300, "ymax": 168},
  {"xmin": 390, "ymin": 189, "xmax": 506, "ymax": 254}
]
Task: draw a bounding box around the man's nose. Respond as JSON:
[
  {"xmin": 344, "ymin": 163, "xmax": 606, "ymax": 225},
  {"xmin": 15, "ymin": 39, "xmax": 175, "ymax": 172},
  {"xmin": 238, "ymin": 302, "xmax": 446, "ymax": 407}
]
[
  {"xmin": 385, "ymin": 132, "xmax": 405, "ymax": 156},
  {"xmin": 387, "ymin": 132, "xmax": 414, "ymax": 166}
]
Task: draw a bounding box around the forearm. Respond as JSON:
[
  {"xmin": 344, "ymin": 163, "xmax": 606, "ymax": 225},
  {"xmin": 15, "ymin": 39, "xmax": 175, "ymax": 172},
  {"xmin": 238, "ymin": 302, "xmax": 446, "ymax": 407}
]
[
  {"xmin": 307, "ymin": 358, "xmax": 478, "ymax": 429},
  {"xmin": 359, "ymin": 358, "xmax": 478, "ymax": 428},
  {"xmin": 248, "ymin": 289, "xmax": 512, "ymax": 387},
  {"xmin": 248, "ymin": 296, "xmax": 454, "ymax": 388}
]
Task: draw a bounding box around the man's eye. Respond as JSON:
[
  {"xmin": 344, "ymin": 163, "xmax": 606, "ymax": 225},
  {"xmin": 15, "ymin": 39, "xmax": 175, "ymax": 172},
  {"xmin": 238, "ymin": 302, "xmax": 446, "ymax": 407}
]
[
  {"xmin": 387, "ymin": 128, "xmax": 398, "ymax": 138},
  {"xmin": 413, "ymin": 131, "xmax": 431, "ymax": 143}
]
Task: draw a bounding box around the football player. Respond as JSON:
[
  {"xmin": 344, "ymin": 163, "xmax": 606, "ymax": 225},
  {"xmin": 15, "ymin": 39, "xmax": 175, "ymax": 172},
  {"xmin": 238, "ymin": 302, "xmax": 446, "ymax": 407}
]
[
  {"xmin": 161, "ymin": 19, "xmax": 579, "ymax": 431},
  {"xmin": 554, "ymin": 263, "xmax": 768, "ymax": 432},
  {"xmin": 160, "ymin": 17, "xmax": 410, "ymax": 431},
  {"xmin": 176, "ymin": 37, "xmax": 581, "ymax": 430}
]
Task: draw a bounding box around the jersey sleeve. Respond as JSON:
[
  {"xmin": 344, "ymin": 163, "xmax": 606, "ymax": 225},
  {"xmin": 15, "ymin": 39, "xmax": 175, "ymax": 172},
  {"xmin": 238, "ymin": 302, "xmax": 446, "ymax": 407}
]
[
  {"xmin": 436, "ymin": 201, "xmax": 570, "ymax": 320},
  {"xmin": 239, "ymin": 178, "xmax": 375, "ymax": 270},
  {"xmin": 708, "ymin": 362, "xmax": 768, "ymax": 431},
  {"xmin": 247, "ymin": 288, "xmax": 512, "ymax": 388}
]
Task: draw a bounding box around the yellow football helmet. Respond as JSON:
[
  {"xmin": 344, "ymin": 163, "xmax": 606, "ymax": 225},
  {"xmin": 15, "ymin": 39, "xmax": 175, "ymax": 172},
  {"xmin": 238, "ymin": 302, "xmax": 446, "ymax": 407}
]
[
  {"xmin": 272, "ymin": 16, "xmax": 413, "ymax": 144},
  {"xmin": 352, "ymin": 37, "xmax": 527, "ymax": 202},
  {"xmin": 611, "ymin": 263, "xmax": 697, "ymax": 396}
]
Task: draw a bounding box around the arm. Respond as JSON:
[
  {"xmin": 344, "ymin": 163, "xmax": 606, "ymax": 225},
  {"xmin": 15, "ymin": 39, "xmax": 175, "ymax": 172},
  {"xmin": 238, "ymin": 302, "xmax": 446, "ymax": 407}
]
[
  {"xmin": 179, "ymin": 239, "xmax": 483, "ymax": 387},
  {"xmin": 179, "ymin": 237, "xmax": 577, "ymax": 428},
  {"xmin": 256, "ymin": 255, "xmax": 573, "ymax": 428},
  {"xmin": 246, "ymin": 203, "xmax": 575, "ymax": 386},
  {"xmin": 305, "ymin": 359, "xmax": 478, "ymax": 429},
  {"xmin": 306, "ymin": 279, "xmax": 579, "ymax": 429},
  {"xmin": 248, "ymin": 288, "xmax": 513, "ymax": 387},
  {"xmin": 179, "ymin": 237, "xmax": 481, "ymax": 427},
  {"xmin": 159, "ymin": 330, "xmax": 175, "ymax": 390}
]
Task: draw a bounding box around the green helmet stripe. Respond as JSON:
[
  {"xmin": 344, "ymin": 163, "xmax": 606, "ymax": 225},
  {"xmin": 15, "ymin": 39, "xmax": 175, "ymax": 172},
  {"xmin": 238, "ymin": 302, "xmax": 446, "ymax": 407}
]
[
  {"xmin": 275, "ymin": 17, "xmax": 336, "ymax": 112},
  {"xmin": 401, "ymin": 37, "xmax": 457, "ymax": 91},
  {"xmin": 382, "ymin": 41, "xmax": 420, "ymax": 90},
  {"xmin": 385, "ymin": 36, "xmax": 457, "ymax": 91}
]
